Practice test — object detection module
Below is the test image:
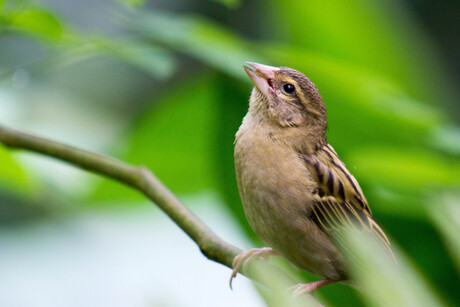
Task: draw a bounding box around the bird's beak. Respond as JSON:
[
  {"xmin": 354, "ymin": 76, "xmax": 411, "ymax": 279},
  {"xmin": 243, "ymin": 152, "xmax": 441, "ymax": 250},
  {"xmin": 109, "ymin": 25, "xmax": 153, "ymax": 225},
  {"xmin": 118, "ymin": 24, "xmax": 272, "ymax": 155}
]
[{"xmin": 243, "ymin": 62, "xmax": 279, "ymax": 95}]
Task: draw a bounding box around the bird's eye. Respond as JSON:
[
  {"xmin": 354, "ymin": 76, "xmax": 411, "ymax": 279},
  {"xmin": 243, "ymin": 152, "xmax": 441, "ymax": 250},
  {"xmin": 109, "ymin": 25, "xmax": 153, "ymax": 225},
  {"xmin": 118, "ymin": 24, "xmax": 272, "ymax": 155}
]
[{"xmin": 283, "ymin": 83, "xmax": 296, "ymax": 94}]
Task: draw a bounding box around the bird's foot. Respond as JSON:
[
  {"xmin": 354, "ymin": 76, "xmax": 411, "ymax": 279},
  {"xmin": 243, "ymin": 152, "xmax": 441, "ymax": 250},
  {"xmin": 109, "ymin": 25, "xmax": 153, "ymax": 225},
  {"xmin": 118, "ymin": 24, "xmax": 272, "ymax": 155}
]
[
  {"xmin": 291, "ymin": 279, "xmax": 337, "ymax": 297},
  {"xmin": 230, "ymin": 247, "xmax": 278, "ymax": 289}
]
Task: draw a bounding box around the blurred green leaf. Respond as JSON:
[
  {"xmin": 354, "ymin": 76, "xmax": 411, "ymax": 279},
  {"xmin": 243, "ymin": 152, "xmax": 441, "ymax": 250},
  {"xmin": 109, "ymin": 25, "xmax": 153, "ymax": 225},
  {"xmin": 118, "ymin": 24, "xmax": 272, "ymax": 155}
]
[
  {"xmin": 338, "ymin": 229, "xmax": 445, "ymax": 307},
  {"xmin": 97, "ymin": 38, "xmax": 177, "ymax": 79},
  {"xmin": 124, "ymin": 10, "xmax": 266, "ymax": 80},
  {"xmin": 211, "ymin": 0, "xmax": 241, "ymax": 9},
  {"xmin": 368, "ymin": 186, "xmax": 426, "ymax": 219},
  {"xmin": 116, "ymin": 0, "xmax": 146, "ymax": 6},
  {"xmin": 248, "ymin": 261, "xmax": 323, "ymax": 307},
  {"xmin": 349, "ymin": 146, "xmax": 460, "ymax": 192},
  {"xmin": 92, "ymin": 75, "xmax": 218, "ymax": 202},
  {"xmin": 429, "ymin": 193, "xmax": 460, "ymax": 271},
  {"xmin": 431, "ymin": 126, "xmax": 460, "ymax": 156},
  {"xmin": 0, "ymin": 147, "xmax": 31, "ymax": 192},
  {"xmin": 8, "ymin": 7, "xmax": 63, "ymax": 41}
]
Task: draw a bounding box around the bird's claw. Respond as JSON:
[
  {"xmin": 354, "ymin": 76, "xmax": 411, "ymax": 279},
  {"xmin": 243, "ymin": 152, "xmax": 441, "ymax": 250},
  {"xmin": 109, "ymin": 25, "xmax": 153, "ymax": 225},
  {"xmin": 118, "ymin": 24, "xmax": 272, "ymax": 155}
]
[
  {"xmin": 290, "ymin": 279, "xmax": 337, "ymax": 297},
  {"xmin": 229, "ymin": 247, "xmax": 277, "ymax": 289}
]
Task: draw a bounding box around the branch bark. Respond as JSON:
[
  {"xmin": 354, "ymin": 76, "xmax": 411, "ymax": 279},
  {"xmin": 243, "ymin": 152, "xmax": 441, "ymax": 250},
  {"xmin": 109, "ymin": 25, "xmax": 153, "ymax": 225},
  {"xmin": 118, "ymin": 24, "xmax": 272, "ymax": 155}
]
[
  {"xmin": 0, "ymin": 124, "xmax": 241, "ymax": 267},
  {"xmin": 0, "ymin": 124, "xmax": 311, "ymax": 297}
]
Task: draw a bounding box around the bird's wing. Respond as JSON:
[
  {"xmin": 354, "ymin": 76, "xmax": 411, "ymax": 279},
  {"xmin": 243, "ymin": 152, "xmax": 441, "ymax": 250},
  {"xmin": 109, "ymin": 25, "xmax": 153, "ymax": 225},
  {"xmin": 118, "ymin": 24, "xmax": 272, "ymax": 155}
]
[{"xmin": 301, "ymin": 144, "xmax": 393, "ymax": 257}]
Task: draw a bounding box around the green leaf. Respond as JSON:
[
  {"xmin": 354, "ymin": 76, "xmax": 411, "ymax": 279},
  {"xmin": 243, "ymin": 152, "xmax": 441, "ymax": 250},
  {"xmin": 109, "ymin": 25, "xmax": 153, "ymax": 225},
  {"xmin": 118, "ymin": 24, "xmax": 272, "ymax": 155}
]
[
  {"xmin": 337, "ymin": 229, "xmax": 445, "ymax": 307},
  {"xmin": 211, "ymin": 0, "xmax": 241, "ymax": 9},
  {"xmin": 116, "ymin": 0, "xmax": 146, "ymax": 6},
  {"xmin": 124, "ymin": 10, "xmax": 266, "ymax": 80},
  {"xmin": 9, "ymin": 7, "xmax": 63, "ymax": 41},
  {"xmin": 0, "ymin": 146, "xmax": 32, "ymax": 192},
  {"xmin": 348, "ymin": 145, "xmax": 460, "ymax": 191},
  {"xmin": 429, "ymin": 193, "xmax": 460, "ymax": 271},
  {"xmin": 249, "ymin": 261, "xmax": 324, "ymax": 307},
  {"xmin": 92, "ymin": 75, "xmax": 218, "ymax": 202},
  {"xmin": 430, "ymin": 126, "xmax": 460, "ymax": 156},
  {"xmin": 97, "ymin": 39, "xmax": 177, "ymax": 79}
]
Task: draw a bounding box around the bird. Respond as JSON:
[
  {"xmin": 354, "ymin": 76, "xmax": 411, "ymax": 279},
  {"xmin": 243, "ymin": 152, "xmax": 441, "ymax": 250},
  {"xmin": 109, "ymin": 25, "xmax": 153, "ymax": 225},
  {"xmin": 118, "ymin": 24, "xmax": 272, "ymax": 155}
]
[{"xmin": 231, "ymin": 62, "xmax": 394, "ymax": 295}]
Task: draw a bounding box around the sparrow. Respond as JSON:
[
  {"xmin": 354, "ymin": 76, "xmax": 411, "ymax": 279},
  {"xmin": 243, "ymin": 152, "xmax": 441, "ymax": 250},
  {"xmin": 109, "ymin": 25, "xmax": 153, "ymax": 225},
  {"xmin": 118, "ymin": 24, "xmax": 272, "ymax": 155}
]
[{"xmin": 231, "ymin": 62, "xmax": 393, "ymax": 295}]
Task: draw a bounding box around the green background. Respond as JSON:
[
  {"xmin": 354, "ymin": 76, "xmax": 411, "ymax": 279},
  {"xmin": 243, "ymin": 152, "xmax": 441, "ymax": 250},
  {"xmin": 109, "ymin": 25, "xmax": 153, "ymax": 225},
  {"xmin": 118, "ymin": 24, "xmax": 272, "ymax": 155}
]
[{"xmin": 0, "ymin": 0, "xmax": 459, "ymax": 306}]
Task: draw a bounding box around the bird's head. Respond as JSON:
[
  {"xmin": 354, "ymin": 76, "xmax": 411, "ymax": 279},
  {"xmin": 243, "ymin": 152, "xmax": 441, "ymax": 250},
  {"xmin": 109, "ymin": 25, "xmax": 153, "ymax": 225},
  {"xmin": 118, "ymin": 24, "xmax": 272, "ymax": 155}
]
[{"xmin": 243, "ymin": 62, "xmax": 327, "ymax": 140}]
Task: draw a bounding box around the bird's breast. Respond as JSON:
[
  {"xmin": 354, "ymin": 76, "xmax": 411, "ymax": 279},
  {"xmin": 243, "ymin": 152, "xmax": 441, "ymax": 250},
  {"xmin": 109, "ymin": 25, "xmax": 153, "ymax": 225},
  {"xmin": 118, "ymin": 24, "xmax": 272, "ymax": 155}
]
[{"xmin": 234, "ymin": 123, "xmax": 316, "ymax": 242}]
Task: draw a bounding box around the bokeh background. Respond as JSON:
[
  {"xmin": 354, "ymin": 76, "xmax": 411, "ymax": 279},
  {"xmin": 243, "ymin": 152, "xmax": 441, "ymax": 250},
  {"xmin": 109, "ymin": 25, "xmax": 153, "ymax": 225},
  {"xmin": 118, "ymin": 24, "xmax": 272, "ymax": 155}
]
[{"xmin": 0, "ymin": 0, "xmax": 459, "ymax": 306}]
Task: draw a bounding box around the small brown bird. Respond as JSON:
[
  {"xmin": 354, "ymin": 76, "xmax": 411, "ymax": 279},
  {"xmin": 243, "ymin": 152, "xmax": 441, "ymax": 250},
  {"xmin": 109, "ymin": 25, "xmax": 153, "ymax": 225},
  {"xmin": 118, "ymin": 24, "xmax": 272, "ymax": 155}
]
[{"xmin": 231, "ymin": 62, "xmax": 393, "ymax": 295}]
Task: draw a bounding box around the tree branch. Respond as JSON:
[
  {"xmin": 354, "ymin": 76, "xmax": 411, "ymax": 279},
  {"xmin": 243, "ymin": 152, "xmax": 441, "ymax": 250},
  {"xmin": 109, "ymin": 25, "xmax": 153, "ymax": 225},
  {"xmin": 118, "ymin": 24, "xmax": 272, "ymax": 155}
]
[
  {"xmin": 0, "ymin": 124, "xmax": 308, "ymax": 295},
  {"xmin": 0, "ymin": 124, "xmax": 240, "ymax": 267}
]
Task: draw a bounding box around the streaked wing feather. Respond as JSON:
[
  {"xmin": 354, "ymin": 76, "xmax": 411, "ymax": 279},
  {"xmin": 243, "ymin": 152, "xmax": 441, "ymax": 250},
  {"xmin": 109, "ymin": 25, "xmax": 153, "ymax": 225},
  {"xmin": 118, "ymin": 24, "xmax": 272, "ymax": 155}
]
[{"xmin": 302, "ymin": 144, "xmax": 393, "ymax": 259}]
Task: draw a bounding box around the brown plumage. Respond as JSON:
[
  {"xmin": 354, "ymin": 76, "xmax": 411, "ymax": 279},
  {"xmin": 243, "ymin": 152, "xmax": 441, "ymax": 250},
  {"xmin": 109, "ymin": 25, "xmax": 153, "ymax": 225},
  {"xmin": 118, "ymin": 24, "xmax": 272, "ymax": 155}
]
[{"xmin": 231, "ymin": 62, "xmax": 393, "ymax": 294}]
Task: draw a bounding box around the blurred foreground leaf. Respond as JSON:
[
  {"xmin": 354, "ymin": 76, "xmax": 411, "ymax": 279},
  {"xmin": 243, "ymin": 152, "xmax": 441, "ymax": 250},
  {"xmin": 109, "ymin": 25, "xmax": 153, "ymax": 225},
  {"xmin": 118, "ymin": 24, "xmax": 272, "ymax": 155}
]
[
  {"xmin": 248, "ymin": 260, "xmax": 324, "ymax": 307},
  {"xmin": 429, "ymin": 194, "xmax": 460, "ymax": 271},
  {"xmin": 338, "ymin": 229, "xmax": 445, "ymax": 307}
]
